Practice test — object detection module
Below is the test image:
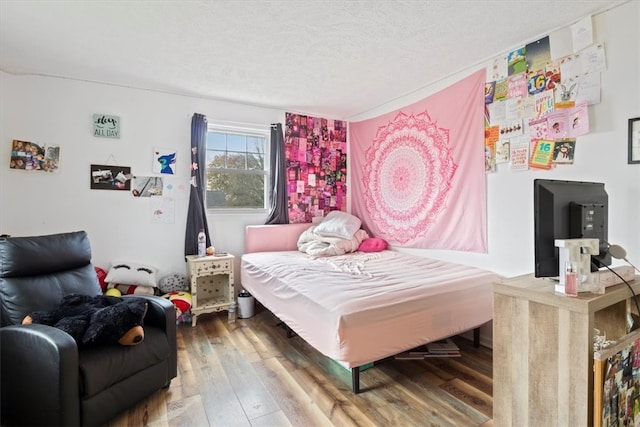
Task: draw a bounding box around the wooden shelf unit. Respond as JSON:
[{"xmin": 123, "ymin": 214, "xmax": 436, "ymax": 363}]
[{"xmin": 493, "ymin": 273, "xmax": 640, "ymax": 426}]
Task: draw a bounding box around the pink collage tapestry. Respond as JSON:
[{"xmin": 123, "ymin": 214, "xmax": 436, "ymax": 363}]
[
  {"xmin": 285, "ymin": 113, "xmax": 347, "ymax": 223},
  {"xmin": 349, "ymin": 69, "xmax": 487, "ymax": 252}
]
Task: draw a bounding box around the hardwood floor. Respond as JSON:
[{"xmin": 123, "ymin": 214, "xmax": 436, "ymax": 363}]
[{"xmin": 108, "ymin": 307, "xmax": 494, "ymax": 427}]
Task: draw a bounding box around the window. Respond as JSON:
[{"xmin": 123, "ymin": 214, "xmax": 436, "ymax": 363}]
[{"xmin": 206, "ymin": 124, "xmax": 269, "ymax": 210}]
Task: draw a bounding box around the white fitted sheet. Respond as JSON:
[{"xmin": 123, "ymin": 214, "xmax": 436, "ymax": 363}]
[{"xmin": 241, "ymin": 250, "xmax": 501, "ymax": 367}]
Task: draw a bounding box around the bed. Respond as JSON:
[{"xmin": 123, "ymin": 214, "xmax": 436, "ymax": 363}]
[{"xmin": 241, "ymin": 223, "xmax": 501, "ymax": 393}]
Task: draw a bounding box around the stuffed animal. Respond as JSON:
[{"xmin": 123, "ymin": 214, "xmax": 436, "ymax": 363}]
[
  {"xmin": 161, "ymin": 291, "xmax": 192, "ymax": 322},
  {"xmin": 95, "ymin": 266, "xmax": 108, "ymax": 292},
  {"xmin": 158, "ymin": 273, "xmax": 189, "ymax": 294},
  {"xmin": 22, "ymin": 294, "xmax": 148, "ymax": 347}
]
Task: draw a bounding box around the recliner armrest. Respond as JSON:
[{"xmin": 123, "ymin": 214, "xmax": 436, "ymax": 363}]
[
  {"xmin": 125, "ymin": 294, "xmax": 175, "ymax": 329},
  {"xmin": 123, "ymin": 295, "xmax": 177, "ymax": 380},
  {"xmin": 0, "ymin": 324, "xmax": 81, "ymax": 426}
]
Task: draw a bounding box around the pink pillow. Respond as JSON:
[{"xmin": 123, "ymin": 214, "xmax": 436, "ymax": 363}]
[{"xmin": 358, "ymin": 237, "xmax": 388, "ymax": 252}]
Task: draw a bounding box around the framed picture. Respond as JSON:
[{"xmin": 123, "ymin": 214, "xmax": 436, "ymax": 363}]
[
  {"xmin": 93, "ymin": 114, "xmax": 120, "ymax": 138},
  {"xmin": 90, "ymin": 164, "xmax": 132, "ymax": 190},
  {"xmin": 629, "ymin": 117, "xmax": 640, "ymax": 164}
]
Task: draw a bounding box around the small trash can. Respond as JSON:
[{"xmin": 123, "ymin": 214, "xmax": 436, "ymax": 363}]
[{"xmin": 237, "ymin": 289, "xmax": 255, "ymax": 319}]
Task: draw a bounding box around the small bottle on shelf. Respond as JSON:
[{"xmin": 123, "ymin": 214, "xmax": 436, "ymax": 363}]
[
  {"xmin": 564, "ymin": 262, "xmax": 578, "ymax": 297},
  {"xmin": 197, "ymin": 229, "xmax": 206, "ymax": 257}
]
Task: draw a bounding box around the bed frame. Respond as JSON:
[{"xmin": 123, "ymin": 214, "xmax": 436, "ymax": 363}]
[{"xmin": 242, "ymin": 223, "xmax": 489, "ymax": 393}]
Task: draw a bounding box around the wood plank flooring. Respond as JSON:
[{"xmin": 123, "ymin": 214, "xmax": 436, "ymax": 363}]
[{"xmin": 108, "ymin": 307, "xmax": 494, "ymax": 427}]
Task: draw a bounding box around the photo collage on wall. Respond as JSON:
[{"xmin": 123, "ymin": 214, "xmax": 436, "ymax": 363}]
[
  {"xmin": 484, "ymin": 15, "xmax": 606, "ymax": 173},
  {"xmin": 595, "ymin": 334, "xmax": 640, "ymax": 427},
  {"xmin": 7, "ymin": 113, "xmax": 187, "ymax": 225},
  {"xmin": 285, "ymin": 112, "xmax": 347, "ymax": 223},
  {"xmin": 90, "ymin": 164, "xmax": 132, "ymax": 190},
  {"xmin": 10, "ymin": 139, "xmax": 60, "ymax": 172}
]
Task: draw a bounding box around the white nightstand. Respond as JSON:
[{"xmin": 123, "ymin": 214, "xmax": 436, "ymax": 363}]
[{"xmin": 185, "ymin": 254, "xmax": 235, "ymax": 326}]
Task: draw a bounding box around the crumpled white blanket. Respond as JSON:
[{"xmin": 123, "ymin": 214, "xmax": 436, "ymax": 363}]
[
  {"xmin": 315, "ymin": 252, "xmax": 384, "ymax": 277},
  {"xmin": 297, "ymin": 225, "xmax": 368, "ymax": 256}
]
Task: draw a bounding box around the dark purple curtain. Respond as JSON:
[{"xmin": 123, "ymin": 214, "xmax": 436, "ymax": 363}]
[
  {"xmin": 265, "ymin": 123, "xmax": 289, "ymax": 224},
  {"xmin": 185, "ymin": 113, "xmax": 211, "ymax": 256}
]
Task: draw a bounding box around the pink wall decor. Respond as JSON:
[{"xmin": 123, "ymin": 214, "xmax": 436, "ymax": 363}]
[
  {"xmin": 285, "ymin": 113, "xmax": 347, "ymax": 223},
  {"xmin": 350, "ymin": 70, "xmax": 488, "ymax": 252}
]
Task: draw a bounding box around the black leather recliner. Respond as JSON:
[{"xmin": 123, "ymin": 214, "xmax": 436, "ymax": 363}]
[{"xmin": 0, "ymin": 231, "xmax": 177, "ymax": 426}]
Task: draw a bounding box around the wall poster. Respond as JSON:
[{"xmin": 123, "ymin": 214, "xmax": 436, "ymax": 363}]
[
  {"xmin": 594, "ymin": 330, "xmax": 640, "ymax": 427},
  {"xmin": 132, "ymin": 176, "xmax": 163, "ymax": 197},
  {"xmin": 90, "ymin": 164, "xmax": 132, "ymax": 190},
  {"xmin": 284, "ymin": 112, "xmax": 347, "ymax": 223},
  {"xmin": 93, "ymin": 114, "xmax": 120, "ymax": 138},
  {"xmin": 10, "ymin": 139, "xmax": 60, "ymax": 172},
  {"xmin": 153, "ymin": 148, "xmax": 176, "ymax": 175}
]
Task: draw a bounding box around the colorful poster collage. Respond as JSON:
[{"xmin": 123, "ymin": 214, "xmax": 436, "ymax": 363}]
[
  {"xmin": 10, "ymin": 139, "xmax": 60, "ymax": 172},
  {"xmin": 598, "ymin": 337, "xmax": 640, "ymax": 427},
  {"xmin": 285, "ymin": 112, "xmax": 347, "ymax": 224},
  {"xmin": 484, "ymin": 18, "xmax": 605, "ymax": 172}
]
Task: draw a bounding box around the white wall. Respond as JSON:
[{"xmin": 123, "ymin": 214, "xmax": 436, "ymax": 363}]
[
  {"xmin": 0, "ymin": 76, "xmax": 283, "ymax": 280},
  {"xmin": 1, "ymin": 1, "xmax": 639, "ymax": 288}
]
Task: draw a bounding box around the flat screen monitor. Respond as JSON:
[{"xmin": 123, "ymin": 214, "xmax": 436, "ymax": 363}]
[{"xmin": 534, "ymin": 179, "xmax": 610, "ymax": 278}]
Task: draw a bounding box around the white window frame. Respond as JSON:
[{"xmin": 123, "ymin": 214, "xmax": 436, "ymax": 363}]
[{"xmin": 206, "ymin": 121, "xmax": 270, "ymax": 213}]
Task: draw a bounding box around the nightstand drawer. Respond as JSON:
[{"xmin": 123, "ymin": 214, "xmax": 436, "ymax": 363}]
[{"xmin": 189, "ymin": 258, "xmax": 231, "ymax": 275}]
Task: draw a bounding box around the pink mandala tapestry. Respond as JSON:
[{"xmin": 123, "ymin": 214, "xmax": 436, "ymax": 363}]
[
  {"xmin": 362, "ymin": 111, "xmax": 457, "ymax": 244},
  {"xmin": 350, "ymin": 69, "xmax": 488, "ymax": 252}
]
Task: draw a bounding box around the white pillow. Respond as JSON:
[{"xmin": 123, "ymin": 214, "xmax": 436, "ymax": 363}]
[
  {"xmin": 314, "ymin": 211, "xmax": 362, "ymax": 239},
  {"xmin": 105, "ymin": 261, "xmax": 158, "ymax": 287}
]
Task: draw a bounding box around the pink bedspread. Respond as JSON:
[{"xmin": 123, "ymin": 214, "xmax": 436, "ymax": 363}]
[{"xmin": 241, "ymin": 249, "xmax": 501, "ymax": 367}]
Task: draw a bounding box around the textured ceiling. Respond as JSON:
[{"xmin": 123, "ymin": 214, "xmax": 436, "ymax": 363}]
[{"xmin": 0, "ymin": 0, "xmax": 627, "ymax": 120}]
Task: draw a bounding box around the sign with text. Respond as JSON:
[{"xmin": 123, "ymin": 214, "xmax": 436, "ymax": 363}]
[{"xmin": 93, "ymin": 114, "xmax": 120, "ymax": 138}]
